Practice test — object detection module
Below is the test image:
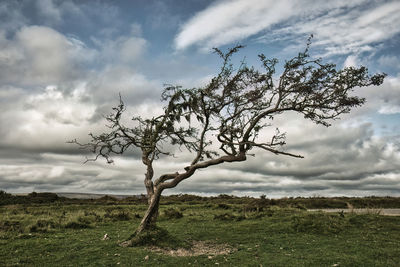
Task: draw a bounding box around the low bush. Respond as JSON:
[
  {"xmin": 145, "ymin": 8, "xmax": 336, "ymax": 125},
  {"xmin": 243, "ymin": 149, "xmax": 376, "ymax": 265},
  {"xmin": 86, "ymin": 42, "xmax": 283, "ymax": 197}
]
[
  {"xmin": 163, "ymin": 208, "xmax": 183, "ymax": 219},
  {"xmin": 64, "ymin": 221, "xmax": 91, "ymax": 229},
  {"xmin": 291, "ymin": 213, "xmax": 347, "ymax": 234},
  {"xmin": 97, "ymin": 195, "xmax": 118, "ymax": 203},
  {"xmin": 243, "ymin": 203, "xmax": 264, "ymax": 213},
  {"xmin": 217, "ymin": 203, "xmax": 231, "ymax": 210},
  {"xmin": 29, "ymin": 219, "xmax": 56, "ymax": 233},
  {"xmin": 213, "ymin": 212, "xmax": 245, "ymax": 221},
  {"xmin": 0, "ymin": 220, "xmax": 23, "ymax": 232},
  {"xmin": 83, "ymin": 211, "xmax": 102, "ymax": 222},
  {"xmin": 291, "ymin": 203, "xmax": 307, "ymax": 210},
  {"xmin": 104, "ymin": 210, "xmax": 130, "ymax": 221}
]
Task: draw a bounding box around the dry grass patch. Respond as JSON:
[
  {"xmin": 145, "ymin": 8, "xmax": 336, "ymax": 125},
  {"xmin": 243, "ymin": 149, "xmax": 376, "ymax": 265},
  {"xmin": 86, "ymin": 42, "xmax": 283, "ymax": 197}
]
[{"xmin": 148, "ymin": 240, "xmax": 237, "ymax": 257}]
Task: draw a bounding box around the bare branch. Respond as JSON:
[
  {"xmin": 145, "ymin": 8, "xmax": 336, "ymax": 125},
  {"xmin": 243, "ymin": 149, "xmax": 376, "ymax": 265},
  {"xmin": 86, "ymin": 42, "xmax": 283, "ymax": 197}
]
[{"xmin": 70, "ymin": 38, "xmax": 385, "ymax": 213}]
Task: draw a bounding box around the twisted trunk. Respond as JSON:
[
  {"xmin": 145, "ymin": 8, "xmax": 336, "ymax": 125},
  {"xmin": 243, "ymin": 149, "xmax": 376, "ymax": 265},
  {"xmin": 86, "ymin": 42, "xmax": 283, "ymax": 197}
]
[
  {"xmin": 135, "ymin": 153, "xmax": 246, "ymax": 235},
  {"xmin": 136, "ymin": 189, "xmax": 161, "ymax": 234}
]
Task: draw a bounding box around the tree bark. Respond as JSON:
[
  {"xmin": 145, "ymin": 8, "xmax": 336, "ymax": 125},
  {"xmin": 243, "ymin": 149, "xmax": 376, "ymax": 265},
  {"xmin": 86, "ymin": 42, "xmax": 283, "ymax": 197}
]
[{"xmin": 135, "ymin": 189, "xmax": 161, "ymax": 234}]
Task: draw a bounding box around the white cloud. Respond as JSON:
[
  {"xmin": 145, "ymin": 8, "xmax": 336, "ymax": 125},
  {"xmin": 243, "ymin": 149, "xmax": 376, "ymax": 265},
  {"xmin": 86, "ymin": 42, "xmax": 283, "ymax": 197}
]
[
  {"xmin": 0, "ymin": 25, "xmax": 95, "ymax": 86},
  {"xmin": 91, "ymin": 24, "xmax": 147, "ymax": 65},
  {"xmin": 175, "ymin": 0, "xmax": 400, "ymax": 57},
  {"xmin": 119, "ymin": 36, "xmax": 147, "ymax": 63},
  {"xmin": 1, "ymin": 82, "xmax": 400, "ymax": 196},
  {"xmin": 378, "ymin": 105, "xmax": 400, "ymax": 115},
  {"xmin": 343, "ymin": 55, "xmax": 359, "ymax": 67},
  {"xmin": 291, "ymin": 1, "xmax": 400, "ymax": 57},
  {"xmin": 0, "ymin": 0, "xmax": 398, "ymax": 197},
  {"xmin": 175, "ymin": 0, "xmax": 295, "ymax": 50},
  {"xmin": 0, "ymin": 84, "xmax": 99, "ymax": 156},
  {"xmin": 26, "ymin": 85, "xmax": 96, "ymax": 125},
  {"xmin": 357, "ymin": 76, "xmax": 400, "ymax": 115},
  {"xmin": 48, "ymin": 166, "xmax": 65, "ymax": 178},
  {"xmin": 36, "ymin": 0, "xmax": 62, "ymax": 24},
  {"xmin": 0, "ymin": 21, "xmax": 159, "ymax": 157},
  {"xmin": 86, "ymin": 66, "xmax": 161, "ymax": 107}
]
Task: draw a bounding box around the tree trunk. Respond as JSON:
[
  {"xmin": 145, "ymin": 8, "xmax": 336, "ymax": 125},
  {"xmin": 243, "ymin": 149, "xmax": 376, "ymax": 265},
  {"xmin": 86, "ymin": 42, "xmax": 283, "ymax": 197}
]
[{"xmin": 135, "ymin": 190, "xmax": 161, "ymax": 234}]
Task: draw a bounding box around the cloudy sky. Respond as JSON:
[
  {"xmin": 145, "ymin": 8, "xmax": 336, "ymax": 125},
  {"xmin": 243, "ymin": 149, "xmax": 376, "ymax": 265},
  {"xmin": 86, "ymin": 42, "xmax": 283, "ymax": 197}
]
[{"xmin": 1, "ymin": 0, "xmax": 399, "ymax": 197}]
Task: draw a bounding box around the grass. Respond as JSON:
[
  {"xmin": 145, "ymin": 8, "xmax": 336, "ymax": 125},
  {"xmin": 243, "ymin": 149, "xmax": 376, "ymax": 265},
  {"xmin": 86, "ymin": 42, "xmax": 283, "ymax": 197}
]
[{"xmin": 0, "ymin": 202, "xmax": 399, "ymax": 266}]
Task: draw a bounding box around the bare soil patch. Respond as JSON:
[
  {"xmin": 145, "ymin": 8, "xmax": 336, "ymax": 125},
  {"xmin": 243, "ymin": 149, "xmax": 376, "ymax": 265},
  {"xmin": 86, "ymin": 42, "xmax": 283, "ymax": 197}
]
[
  {"xmin": 148, "ymin": 240, "xmax": 237, "ymax": 257},
  {"xmin": 308, "ymin": 208, "xmax": 400, "ymax": 216}
]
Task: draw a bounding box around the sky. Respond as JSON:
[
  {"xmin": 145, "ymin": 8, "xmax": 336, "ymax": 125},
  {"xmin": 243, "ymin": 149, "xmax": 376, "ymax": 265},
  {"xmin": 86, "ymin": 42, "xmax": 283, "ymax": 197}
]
[{"xmin": 0, "ymin": 0, "xmax": 399, "ymax": 198}]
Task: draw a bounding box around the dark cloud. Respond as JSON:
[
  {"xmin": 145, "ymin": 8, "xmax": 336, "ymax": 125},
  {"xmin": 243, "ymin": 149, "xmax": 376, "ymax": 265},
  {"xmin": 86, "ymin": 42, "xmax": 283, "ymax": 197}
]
[{"xmin": 0, "ymin": 0, "xmax": 399, "ymax": 197}]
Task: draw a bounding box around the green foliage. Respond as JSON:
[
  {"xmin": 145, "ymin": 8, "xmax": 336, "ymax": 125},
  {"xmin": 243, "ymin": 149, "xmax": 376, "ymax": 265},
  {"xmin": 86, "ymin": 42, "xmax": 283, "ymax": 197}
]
[
  {"xmin": 216, "ymin": 203, "xmax": 231, "ymax": 210},
  {"xmin": 0, "ymin": 202, "xmax": 399, "ymax": 266},
  {"xmin": 127, "ymin": 226, "xmax": 188, "ymax": 249},
  {"xmin": 83, "ymin": 211, "xmax": 103, "ymax": 222},
  {"xmin": 28, "ymin": 219, "xmax": 56, "ymax": 233},
  {"xmin": 104, "ymin": 208, "xmax": 131, "ymax": 221},
  {"xmin": 0, "ymin": 220, "xmax": 23, "ymax": 232},
  {"xmin": 128, "ymin": 226, "xmax": 169, "ymax": 247},
  {"xmin": 97, "ymin": 195, "xmax": 119, "ymax": 203},
  {"xmin": 213, "ymin": 212, "xmax": 245, "ymax": 221},
  {"xmin": 243, "ymin": 201, "xmax": 264, "ymax": 212},
  {"xmin": 1, "ymin": 190, "xmax": 400, "ymax": 210},
  {"xmin": 291, "ymin": 212, "xmax": 347, "ymax": 234},
  {"xmin": 64, "ymin": 219, "xmax": 92, "ymax": 229},
  {"xmin": 0, "ymin": 190, "xmax": 62, "ymax": 205}
]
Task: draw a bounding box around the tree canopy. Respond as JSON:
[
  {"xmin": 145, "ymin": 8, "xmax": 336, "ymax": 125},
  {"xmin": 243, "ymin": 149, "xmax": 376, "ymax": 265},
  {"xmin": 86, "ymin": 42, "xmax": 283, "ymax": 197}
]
[{"xmin": 71, "ymin": 39, "xmax": 385, "ymax": 236}]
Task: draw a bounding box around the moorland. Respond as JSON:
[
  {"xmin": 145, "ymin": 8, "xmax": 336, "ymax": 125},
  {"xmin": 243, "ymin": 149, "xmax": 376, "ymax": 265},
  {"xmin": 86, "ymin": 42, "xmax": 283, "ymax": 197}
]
[{"xmin": 1, "ymin": 191, "xmax": 399, "ymax": 266}]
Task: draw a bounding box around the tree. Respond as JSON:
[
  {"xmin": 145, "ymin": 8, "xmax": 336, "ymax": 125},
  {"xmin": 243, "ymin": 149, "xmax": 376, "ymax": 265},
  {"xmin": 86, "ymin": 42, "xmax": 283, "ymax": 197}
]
[{"xmin": 70, "ymin": 39, "xmax": 385, "ymax": 244}]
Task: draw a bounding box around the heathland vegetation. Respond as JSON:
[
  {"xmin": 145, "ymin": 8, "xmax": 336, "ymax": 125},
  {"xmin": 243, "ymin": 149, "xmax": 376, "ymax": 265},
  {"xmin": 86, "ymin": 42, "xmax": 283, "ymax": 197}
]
[{"xmin": 1, "ymin": 191, "xmax": 399, "ymax": 266}]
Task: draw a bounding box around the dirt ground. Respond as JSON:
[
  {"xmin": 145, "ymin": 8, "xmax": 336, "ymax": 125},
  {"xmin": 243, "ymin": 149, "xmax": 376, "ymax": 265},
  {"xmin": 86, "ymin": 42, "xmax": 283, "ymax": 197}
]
[
  {"xmin": 148, "ymin": 241, "xmax": 237, "ymax": 257},
  {"xmin": 308, "ymin": 208, "xmax": 400, "ymax": 216}
]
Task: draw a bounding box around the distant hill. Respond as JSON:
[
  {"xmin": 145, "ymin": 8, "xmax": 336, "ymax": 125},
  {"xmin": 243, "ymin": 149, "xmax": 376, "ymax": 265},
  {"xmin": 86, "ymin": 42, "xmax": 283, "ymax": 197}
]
[
  {"xmin": 13, "ymin": 192, "xmax": 136, "ymax": 200},
  {"xmin": 55, "ymin": 192, "xmax": 134, "ymax": 199},
  {"xmin": 3, "ymin": 190, "xmax": 399, "ymax": 208}
]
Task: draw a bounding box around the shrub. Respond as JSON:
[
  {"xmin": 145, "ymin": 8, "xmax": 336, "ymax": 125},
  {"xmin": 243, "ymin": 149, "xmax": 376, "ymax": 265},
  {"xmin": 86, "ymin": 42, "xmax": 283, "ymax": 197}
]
[
  {"xmin": 77, "ymin": 216, "xmax": 92, "ymax": 225},
  {"xmin": 291, "ymin": 213, "xmax": 346, "ymax": 234},
  {"xmin": 83, "ymin": 211, "xmax": 102, "ymax": 222},
  {"xmin": 163, "ymin": 208, "xmax": 183, "ymax": 219},
  {"xmin": 292, "ymin": 203, "xmax": 307, "ymax": 210},
  {"xmin": 64, "ymin": 221, "xmax": 91, "ymax": 229},
  {"xmin": 0, "ymin": 220, "xmax": 23, "ymax": 232},
  {"xmin": 243, "ymin": 203, "xmax": 263, "ymax": 213},
  {"xmin": 0, "ymin": 190, "xmax": 15, "ymax": 205},
  {"xmin": 27, "ymin": 192, "xmax": 59, "ymax": 203},
  {"xmin": 29, "ymin": 219, "xmax": 56, "ymax": 233},
  {"xmin": 104, "ymin": 209, "xmax": 131, "ymax": 221},
  {"xmin": 113, "ymin": 211, "xmax": 130, "ymax": 221},
  {"xmin": 97, "ymin": 195, "xmax": 118, "ymax": 203},
  {"xmin": 127, "ymin": 227, "xmax": 169, "ymax": 247},
  {"xmin": 217, "ymin": 203, "xmax": 231, "ymax": 209},
  {"xmin": 213, "ymin": 213, "xmax": 244, "ymax": 221}
]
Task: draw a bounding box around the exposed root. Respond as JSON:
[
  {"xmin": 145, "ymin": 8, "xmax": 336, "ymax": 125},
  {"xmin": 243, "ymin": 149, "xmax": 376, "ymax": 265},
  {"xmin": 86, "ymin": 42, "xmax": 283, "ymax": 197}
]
[{"xmin": 118, "ymin": 227, "xmax": 178, "ymax": 248}]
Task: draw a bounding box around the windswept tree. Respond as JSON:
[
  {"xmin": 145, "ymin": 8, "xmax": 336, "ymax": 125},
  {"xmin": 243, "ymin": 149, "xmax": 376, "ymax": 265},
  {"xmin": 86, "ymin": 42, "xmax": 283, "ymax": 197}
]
[{"xmin": 71, "ymin": 39, "xmax": 385, "ymax": 243}]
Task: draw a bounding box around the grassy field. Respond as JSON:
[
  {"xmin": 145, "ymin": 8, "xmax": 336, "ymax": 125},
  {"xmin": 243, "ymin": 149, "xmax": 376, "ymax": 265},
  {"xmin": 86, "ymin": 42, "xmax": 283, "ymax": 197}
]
[{"xmin": 0, "ymin": 199, "xmax": 399, "ymax": 266}]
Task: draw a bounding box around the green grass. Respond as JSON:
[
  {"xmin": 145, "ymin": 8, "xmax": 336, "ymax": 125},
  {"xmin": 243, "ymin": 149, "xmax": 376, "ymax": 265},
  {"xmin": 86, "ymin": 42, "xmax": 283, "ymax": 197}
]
[{"xmin": 0, "ymin": 202, "xmax": 399, "ymax": 266}]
